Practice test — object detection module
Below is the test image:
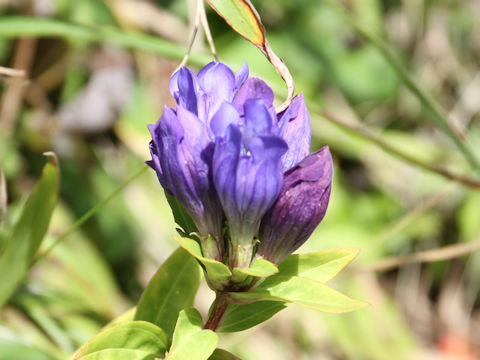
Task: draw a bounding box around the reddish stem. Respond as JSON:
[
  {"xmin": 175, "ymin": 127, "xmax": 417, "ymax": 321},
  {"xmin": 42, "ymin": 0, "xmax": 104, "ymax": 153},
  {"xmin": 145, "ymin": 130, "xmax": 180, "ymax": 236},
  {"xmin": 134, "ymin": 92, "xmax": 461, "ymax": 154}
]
[{"xmin": 204, "ymin": 294, "xmax": 229, "ymax": 331}]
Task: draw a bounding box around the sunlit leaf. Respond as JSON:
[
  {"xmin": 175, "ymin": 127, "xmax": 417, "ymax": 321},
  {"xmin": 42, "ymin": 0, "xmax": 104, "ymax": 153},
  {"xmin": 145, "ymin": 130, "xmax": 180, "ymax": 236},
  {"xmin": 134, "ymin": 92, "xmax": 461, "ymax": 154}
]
[
  {"xmin": 277, "ymin": 248, "xmax": 360, "ymax": 282},
  {"xmin": 135, "ymin": 248, "xmax": 202, "ymax": 338},
  {"xmin": 73, "ymin": 321, "xmax": 168, "ymax": 360},
  {"xmin": 175, "ymin": 237, "xmax": 232, "ymax": 288},
  {"xmin": 233, "ymin": 258, "xmax": 278, "ymax": 278},
  {"xmin": 166, "ymin": 309, "xmax": 218, "ymax": 360},
  {"xmin": 206, "ymin": 0, "xmax": 265, "ymax": 45},
  {"xmin": 228, "ymin": 276, "xmax": 368, "ymax": 313},
  {"xmin": 0, "ymin": 154, "xmax": 59, "ymax": 308}
]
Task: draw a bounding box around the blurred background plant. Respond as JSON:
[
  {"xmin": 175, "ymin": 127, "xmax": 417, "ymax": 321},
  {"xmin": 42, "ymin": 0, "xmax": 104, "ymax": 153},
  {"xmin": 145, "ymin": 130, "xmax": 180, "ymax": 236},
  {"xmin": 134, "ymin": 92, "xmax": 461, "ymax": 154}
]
[{"xmin": 1, "ymin": 0, "xmax": 480, "ymax": 359}]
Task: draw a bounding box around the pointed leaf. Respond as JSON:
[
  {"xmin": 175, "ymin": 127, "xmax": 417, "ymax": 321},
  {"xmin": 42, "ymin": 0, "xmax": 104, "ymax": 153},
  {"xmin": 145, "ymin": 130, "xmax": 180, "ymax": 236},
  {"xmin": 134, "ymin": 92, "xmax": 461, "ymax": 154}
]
[
  {"xmin": 135, "ymin": 248, "xmax": 202, "ymax": 338},
  {"xmin": 209, "ymin": 349, "xmax": 241, "ymax": 360},
  {"xmin": 0, "ymin": 154, "xmax": 59, "ymax": 308},
  {"xmin": 167, "ymin": 309, "xmax": 218, "ymax": 360},
  {"xmin": 217, "ymin": 301, "xmax": 287, "ymax": 333},
  {"xmin": 74, "ymin": 321, "xmax": 168, "ymax": 359},
  {"xmin": 206, "ymin": 0, "xmax": 265, "ymax": 46},
  {"xmin": 277, "ymin": 248, "xmax": 360, "ymax": 282},
  {"xmin": 233, "ymin": 258, "xmax": 278, "ymax": 278},
  {"xmin": 165, "ymin": 192, "xmax": 198, "ymax": 236},
  {"xmin": 228, "ymin": 276, "xmax": 368, "ymax": 313},
  {"xmin": 175, "ymin": 237, "xmax": 231, "ymax": 287}
]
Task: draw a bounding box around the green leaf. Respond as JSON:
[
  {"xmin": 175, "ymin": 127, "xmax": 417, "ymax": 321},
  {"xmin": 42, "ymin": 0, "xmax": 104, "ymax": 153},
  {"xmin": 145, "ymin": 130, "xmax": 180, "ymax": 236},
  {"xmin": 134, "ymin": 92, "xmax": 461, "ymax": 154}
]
[
  {"xmin": 208, "ymin": 349, "xmax": 241, "ymax": 360},
  {"xmin": 167, "ymin": 309, "xmax": 218, "ymax": 360},
  {"xmin": 228, "ymin": 276, "xmax": 368, "ymax": 313},
  {"xmin": 0, "ymin": 16, "xmax": 210, "ymax": 67},
  {"xmin": 175, "ymin": 237, "xmax": 232, "ymax": 287},
  {"xmin": 165, "ymin": 192, "xmax": 198, "ymax": 236},
  {"xmin": 205, "ymin": 0, "xmax": 295, "ymax": 111},
  {"xmin": 233, "ymin": 258, "xmax": 278, "ymax": 278},
  {"xmin": 217, "ymin": 301, "xmax": 287, "ymax": 333},
  {"xmin": 277, "ymin": 248, "xmax": 360, "ymax": 282},
  {"xmin": 135, "ymin": 248, "xmax": 203, "ymax": 338},
  {"xmin": 74, "ymin": 321, "xmax": 168, "ymax": 360},
  {"xmin": 0, "ymin": 166, "xmax": 6, "ymax": 226},
  {"xmin": 0, "ymin": 154, "xmax": 59, "ymax": 308},
  {"xmin": 206, "ymin": 0, "xmax": 265, "ymax": 46}
]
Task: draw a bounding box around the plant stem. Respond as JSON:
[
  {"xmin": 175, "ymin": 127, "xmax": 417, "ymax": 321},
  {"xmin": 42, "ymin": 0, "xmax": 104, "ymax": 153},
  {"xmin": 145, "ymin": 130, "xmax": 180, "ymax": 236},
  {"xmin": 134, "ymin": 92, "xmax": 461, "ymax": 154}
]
[{"xmin": 204, "ymin": 294, "xmax": 229, "ymax": 331}]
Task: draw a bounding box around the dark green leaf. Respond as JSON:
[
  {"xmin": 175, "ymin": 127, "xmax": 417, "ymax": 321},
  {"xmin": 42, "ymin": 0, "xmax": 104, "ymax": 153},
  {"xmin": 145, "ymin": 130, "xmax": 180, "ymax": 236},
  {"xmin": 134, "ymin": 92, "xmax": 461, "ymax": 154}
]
[
  {"xmin": 135, "ymin": 247, "xmax": 203, "ymax": 338},
  {"xmin": 208, "ymin": 349, "xmax": 241, "ymax": 360},
  {"xmin": 0, "ymin": 154, "xmax": 59, "ymax": 308},
  {"xmin": 217, "ymin": 301, "xmax": 287, "ymax": 333},
  {"xmin": 165, "ymin": 192, "xmax": 198, "ymax": 236}
]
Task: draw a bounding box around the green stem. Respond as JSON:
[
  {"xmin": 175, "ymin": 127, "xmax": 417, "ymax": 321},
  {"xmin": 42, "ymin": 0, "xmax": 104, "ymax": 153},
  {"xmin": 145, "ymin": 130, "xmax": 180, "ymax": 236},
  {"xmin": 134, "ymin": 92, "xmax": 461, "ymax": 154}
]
[
  {"xmin": 31, "ymin": 165, "xmax": 149, "ymax": 266},
  {"xmin": 204, "ymin": 294, "xmax": 229, "ymax": 331}
]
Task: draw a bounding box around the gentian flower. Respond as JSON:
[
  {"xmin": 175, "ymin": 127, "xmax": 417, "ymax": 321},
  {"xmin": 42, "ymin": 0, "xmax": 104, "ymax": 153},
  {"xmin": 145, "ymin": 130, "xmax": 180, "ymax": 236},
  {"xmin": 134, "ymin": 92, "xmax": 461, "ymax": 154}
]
[
  {"xmin": 147, "ymin": 60, "xmax": 332, "ymax": 273},
  {"xmin": 257, "ymin": 146, "xmax": 333, "ymax": 264}
]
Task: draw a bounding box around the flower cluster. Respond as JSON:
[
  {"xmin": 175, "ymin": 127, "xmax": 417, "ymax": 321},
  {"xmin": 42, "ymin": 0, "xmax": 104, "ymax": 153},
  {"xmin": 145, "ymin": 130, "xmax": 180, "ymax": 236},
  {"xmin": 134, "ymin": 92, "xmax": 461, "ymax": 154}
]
[{"xmin": 147, "ymin": 61, "xmax": 332, "ymax": 272}]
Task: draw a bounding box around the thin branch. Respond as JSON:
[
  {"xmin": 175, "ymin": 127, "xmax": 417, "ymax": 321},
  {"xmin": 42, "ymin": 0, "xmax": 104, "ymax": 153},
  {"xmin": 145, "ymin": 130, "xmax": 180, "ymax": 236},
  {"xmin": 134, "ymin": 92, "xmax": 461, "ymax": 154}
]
[
  {"xmin": 174, "ymin": 0, "xmax": 203, "ymax": 73},
  {"xmin": 0, "ymin": 65, "xmax": 26, "ymax": 77},
  {"xmin": 319, "ymin": 111, "xmax": 480, "ymax": 190},
  {"xmin": 31, "ymin": 165, "xmax": 149, "ymax": 266},
  {"xmin": 354, "ymin": 238, "xmax": 480, "ymax": 273},
  {"xmin": 324, "ymin": 0, "xmax": 480, "ymax": 171},
  {"xmin": 199, "ymin": 0, "xmax": 218, "ymax": 61}
]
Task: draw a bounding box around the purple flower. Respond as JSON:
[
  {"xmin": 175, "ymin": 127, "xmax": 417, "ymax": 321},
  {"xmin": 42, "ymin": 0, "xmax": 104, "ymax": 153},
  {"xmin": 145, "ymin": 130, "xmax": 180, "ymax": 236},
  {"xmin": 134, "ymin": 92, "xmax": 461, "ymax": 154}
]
[
  {"xmin": 148, "ymin": 60, "xmax": 329, "ymax": 269},
  {"xmin": 257, "ymin": 146, "xmax": 333, "ymax": 264}
]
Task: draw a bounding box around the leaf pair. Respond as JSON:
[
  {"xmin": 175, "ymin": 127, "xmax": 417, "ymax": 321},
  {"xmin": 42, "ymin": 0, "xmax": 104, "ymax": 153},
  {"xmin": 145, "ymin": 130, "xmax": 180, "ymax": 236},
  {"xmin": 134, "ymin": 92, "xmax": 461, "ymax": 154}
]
[
  {"xmin": 74, "ymin": 310, "xmax": 220, "ymax": 360},
  {"xmin": 217, "ymin": 249, "xmax": 368, "ymax": 332},
  {"xmin": 175, "ymin": 236, "xmax": 278, "ymax": 289},
  {"xmin": 0, "ymin": 154, "xmax": 59, "ymax": 308}
]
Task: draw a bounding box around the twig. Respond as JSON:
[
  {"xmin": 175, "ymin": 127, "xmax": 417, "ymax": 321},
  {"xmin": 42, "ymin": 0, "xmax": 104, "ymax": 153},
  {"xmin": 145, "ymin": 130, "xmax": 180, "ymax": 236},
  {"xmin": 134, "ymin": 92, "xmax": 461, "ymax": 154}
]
[
  {"xmin": 199, "ymin": 0, "xmax": 217, "ymax": 61},
  {"xmin": 0, "ymin": 65, "xmax": 26, "ymax": 77},
  {"xmin": 0, "ymin": 37, "xmax": 37, "ymax": 133},
  {"xmin": 319, "ymin": 111, "xmax": 480, "ymax": 190},
  {"xmin": 324, "ymin": 0, "xmax": 480, "ymax": 171},
  {"xmin": 354, "ymin": 238, "xmax": 480, "ymax": 273},
  {"xmin": 174, "ymin": 0, "xmax": 217, "ymax": 73},
  {"xmin": 368, "ymin": 185, "xmax": 455, "ymax": 250}
]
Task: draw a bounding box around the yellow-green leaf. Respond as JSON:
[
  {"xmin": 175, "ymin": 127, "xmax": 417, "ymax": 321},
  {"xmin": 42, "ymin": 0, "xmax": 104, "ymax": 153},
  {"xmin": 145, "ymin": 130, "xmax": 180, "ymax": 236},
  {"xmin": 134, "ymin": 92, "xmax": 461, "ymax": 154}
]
[
  {"xmin": 277, "ymin": 248, "xmax": 360, "ymax": 282},
  {"xmin": 167, "ymin": 309, "xmax": 218, "ymax": 360},
  {"xmin": 228, "ymin": 276, "xmax": 368, "ymax": 313},
  {"xmin": 206, "ymin": 0, "xmax": 265, "ymax": 46},
  {"xmin": 175, "ymin": 237, "xmax": 232, "ymax": 287}
]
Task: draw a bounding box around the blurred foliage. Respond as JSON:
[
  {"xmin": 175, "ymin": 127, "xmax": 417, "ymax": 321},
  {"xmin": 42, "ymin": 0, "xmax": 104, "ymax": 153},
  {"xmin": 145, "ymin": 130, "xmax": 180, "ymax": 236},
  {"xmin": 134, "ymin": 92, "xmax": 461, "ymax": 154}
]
[{"xmin": 1, "ymin": 0, "xmax": 480, "ymax": 359}]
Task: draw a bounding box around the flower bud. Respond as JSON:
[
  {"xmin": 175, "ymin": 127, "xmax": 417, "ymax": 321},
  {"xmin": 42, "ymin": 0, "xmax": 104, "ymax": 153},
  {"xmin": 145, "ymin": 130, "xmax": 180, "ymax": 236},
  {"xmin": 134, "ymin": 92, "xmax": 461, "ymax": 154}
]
[{"xmin": 257, "ymin": 146, "xmax": 333, "ymax": 264}]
